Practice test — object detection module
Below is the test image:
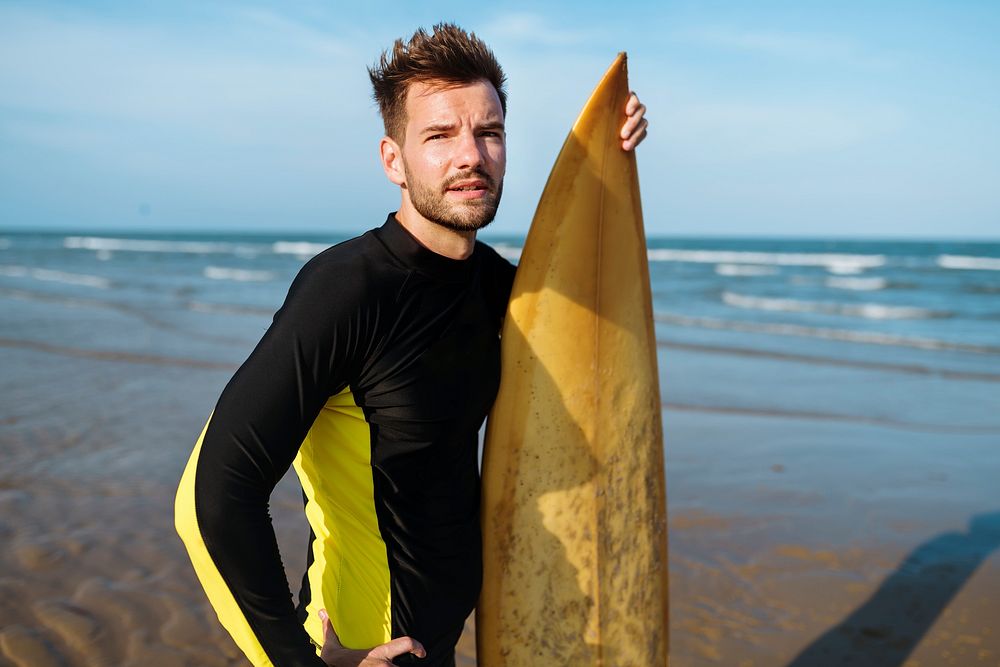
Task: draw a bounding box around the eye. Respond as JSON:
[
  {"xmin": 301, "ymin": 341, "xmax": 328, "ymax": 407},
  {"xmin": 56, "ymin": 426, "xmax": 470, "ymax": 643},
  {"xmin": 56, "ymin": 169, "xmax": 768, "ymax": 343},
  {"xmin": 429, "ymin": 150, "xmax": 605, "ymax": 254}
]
[{"xmin": 426, "ymin": 134, "xmax": 446, "ymax": 141}]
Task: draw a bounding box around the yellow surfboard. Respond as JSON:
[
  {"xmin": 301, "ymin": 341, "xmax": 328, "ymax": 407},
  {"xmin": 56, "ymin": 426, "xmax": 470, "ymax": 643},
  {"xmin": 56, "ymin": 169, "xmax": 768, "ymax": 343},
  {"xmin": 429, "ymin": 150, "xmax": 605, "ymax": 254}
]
[{"xmin": 478, "ymin": 53, "xmax": 669, "ymax": 665}]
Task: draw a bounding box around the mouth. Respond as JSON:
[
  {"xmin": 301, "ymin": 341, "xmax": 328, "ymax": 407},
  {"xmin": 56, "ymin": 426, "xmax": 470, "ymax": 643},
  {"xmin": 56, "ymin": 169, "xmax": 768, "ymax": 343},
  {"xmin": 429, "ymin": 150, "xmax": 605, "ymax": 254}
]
[{"xmin": 445, "ymin": 179, "xmax": 490, "ymax": 200}]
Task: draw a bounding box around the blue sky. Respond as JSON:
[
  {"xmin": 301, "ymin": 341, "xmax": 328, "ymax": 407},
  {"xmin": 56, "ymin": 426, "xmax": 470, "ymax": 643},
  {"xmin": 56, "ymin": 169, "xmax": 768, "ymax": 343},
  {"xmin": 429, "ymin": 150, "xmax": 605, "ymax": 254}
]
[{"xmin": 1, "ymin": 0, "xmax": 998, "ymax": 238}]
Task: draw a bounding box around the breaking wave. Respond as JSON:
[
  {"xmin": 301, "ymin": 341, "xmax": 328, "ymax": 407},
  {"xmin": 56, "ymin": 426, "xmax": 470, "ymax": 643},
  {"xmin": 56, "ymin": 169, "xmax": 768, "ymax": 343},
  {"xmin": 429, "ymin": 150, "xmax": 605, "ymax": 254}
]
[
  {"xmin": 721, "ymin": 291, "xmax": 945, "ymax": 320},
  {"xmin": 64, "ymin": 236, "xmax": 258, "ymax": 255},
  {"xmin": 715, "ymin": 264, "xmax": 779, "ymax": 277},
  {"xmin": 203, "ymin": 266, "xmax": 276, "ymax": 282},
  {"xmin": 938, "ymin": 255, "xmax": 1000, "ymax": 271},
  {"xmin": 654, "ymin": 312, "xmax": 1000, "ymax": 354},
  {"xmin": 272, "ymin": 241, "xmax": 330, "ymax": 257},
  {"xmin": 0, "ymin": 264, "xmax": 111, "ymax": 289},
  {"xmin": 646, "ymin": 249, "xmax": 885, "ymax": 274},
  {"xmin": 825, "ymin": 277, "xmax": 888, "ymax": 291}
]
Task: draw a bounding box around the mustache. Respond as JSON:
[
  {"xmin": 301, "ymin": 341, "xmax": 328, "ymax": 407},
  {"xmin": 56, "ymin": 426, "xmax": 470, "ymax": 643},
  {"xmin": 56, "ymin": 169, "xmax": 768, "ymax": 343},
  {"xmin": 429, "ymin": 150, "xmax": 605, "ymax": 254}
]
[{"xmin": 443, "ymin": 169, "xmax": 495, "ymax": 192}]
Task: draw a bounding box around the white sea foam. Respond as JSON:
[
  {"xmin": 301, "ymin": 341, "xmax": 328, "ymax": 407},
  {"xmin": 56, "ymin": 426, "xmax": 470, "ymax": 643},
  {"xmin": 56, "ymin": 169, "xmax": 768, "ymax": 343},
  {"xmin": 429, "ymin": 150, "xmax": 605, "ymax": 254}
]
[
  {"xmin": 0, "ymin": 265, "xmax": 28, "ymax": 279},
  {"xmin": 272, "ymin": 241, "xmax": 330, "ymax": 258},
  {"xmin": 0, "ymin": 264, "xmax": 111, "ymax": 288},
  {"xmin": 826, "ymin": 263, "xmax": 865, "ymax": 275},
  {"xmin": 64, "ymin": 236, "xmax": 254, "ymax": 255},
  {"xmin": 483, "ymin": 246, "xmax": 885, "ymax": 272},
  {"xmin": 645, "ymin": 249, "xmax": 885, "ymax": 273},
  {"xmin": 203, "ymin": 266, "xmax": 275, "ymax": 282},
  {"xmin": 654, "ymin": 313, "xmax": 999, "ymax": 354},
  {"xmin": 186, "ymin": 301, "xmax": 273, "ymax": 316},
  {"xmin": 826, "ymin": 277, "xmax": 888, "ymax": 291},
  {"xmin": 938, "ymin": 254, "xmax": 1000, "ymax": 271},
  {"xmin": 715, "ymin": 263, "xmax": 778, "ymax": 277},
  {"xmin": 722, "ymin": 291, "xmax": 941, "ymax": 320}
]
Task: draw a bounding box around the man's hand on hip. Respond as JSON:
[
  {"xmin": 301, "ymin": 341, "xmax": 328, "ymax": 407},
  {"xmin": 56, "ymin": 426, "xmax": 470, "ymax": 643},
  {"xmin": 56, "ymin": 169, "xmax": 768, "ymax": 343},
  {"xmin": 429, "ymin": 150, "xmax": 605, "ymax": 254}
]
[{"xmin": 319, "ymin": 609, "xmax": 426, "ymax": 666}]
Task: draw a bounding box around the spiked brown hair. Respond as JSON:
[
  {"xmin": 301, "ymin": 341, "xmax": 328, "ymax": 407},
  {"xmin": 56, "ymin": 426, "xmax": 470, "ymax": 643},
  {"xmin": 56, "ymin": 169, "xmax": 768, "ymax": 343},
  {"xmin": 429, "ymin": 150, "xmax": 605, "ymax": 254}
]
[{"xmin": 368, "ymin": 23, "xmax": 507, "ymax": 141}]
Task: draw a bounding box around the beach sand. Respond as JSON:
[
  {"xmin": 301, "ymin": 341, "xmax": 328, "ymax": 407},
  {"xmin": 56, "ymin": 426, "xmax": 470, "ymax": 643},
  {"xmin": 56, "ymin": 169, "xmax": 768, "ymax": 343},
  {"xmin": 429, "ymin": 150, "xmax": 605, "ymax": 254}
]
[{"xmin": 2, "ymin": 340, "xmax": 999, "ymax": 666}]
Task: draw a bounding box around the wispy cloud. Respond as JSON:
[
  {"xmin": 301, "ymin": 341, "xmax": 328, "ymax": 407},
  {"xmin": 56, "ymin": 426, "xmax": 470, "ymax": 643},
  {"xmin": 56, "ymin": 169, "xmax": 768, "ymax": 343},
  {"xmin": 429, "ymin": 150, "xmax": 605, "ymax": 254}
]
[
  {"xmin": 229, "ymin": 7, "xmax": 358, "ymax": 59},
  {"xmin": 677, "ymin": 27, "xmax": 899, "ymax": 71},
  {"xmin": 0, "ymin": 5, "xmax": 369, "ymax": 149},
  {"xmin": 485, "ymin": 12, "xmax": 593, "ymax": 47},
  {"xmin": 662, "ymin": 100, "xmax": 907, "ymax": 161}
]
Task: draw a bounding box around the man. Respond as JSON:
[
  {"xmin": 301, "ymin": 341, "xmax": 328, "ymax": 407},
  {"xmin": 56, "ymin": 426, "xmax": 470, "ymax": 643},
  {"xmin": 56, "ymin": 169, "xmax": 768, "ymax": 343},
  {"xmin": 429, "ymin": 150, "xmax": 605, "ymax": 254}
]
[{"xmin": 175, "ymin": 23, "xmax": 648, "ymax": 667}]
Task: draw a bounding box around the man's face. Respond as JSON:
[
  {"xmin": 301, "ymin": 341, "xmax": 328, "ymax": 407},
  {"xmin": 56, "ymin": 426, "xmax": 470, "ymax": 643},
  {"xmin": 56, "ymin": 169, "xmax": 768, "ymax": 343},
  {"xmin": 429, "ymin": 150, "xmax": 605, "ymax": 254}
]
[{"xmin": 397, "ymin": 79, "xmax": 506, "ymax": 232}]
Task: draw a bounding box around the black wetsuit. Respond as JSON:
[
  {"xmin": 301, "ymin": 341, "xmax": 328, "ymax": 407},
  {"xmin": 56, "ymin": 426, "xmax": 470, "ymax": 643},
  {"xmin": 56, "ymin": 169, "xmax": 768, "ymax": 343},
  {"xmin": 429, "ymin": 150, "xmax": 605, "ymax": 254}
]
[{"xmin": 175, "ymin": 213, "xmax": 516, "ymax": 666}]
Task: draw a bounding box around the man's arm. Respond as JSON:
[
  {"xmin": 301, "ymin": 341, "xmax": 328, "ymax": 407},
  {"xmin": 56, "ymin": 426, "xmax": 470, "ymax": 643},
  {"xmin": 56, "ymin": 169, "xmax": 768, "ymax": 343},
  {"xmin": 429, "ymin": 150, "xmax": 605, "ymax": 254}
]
[{"xmin": 175, "ymin": 256, "xmax": 363, "ymax": 667}]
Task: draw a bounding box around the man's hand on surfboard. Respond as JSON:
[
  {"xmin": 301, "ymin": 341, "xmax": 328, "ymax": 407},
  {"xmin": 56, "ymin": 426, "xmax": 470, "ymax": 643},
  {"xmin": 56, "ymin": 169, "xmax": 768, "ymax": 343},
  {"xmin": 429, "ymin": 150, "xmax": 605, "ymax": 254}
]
[
  {"xmin": 621, "ymin": 91, "xmax": 648, "ymax": 152},
  {"xmin": 318, "ymin": 609, "xmax": 426, "ymax": 666}
]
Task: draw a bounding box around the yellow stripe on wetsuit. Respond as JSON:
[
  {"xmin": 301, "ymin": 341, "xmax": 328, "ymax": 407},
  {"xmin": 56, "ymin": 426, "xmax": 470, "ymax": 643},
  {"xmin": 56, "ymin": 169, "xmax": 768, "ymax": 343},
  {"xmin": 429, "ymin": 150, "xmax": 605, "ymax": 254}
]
[
  {"xmin": 294, "ymin": 386, "xmax": 392, "ymax": 649},
  {"xmin": 175, "ymin": 415, "xmax": 274, "ymax": 666},
  {"xmin": 175, "ymin": 386, "xmax": 391, "ymax": 665}
]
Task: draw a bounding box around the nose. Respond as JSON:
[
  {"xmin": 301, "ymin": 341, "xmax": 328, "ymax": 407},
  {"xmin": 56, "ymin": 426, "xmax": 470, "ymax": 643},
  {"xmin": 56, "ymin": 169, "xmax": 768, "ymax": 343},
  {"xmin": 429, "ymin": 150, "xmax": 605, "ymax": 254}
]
[{"xmin": 453, "ymin": 130, "xmax": 485, "ymax": 170}]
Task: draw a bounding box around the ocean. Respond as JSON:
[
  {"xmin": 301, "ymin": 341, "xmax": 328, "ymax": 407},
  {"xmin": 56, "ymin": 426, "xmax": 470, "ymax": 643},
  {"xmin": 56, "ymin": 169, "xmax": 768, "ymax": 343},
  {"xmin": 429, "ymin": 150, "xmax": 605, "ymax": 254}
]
[
  {"xmin": 1, "ymin": 229, "xmax": 999, "ymax": 665},
  {"xmin": 4, "ymin": 227, "xmax": 998, "ymax": 470},
  {"xmin": 2, "ymin": 229, "xmax": 998, "ymax": 465},
  {"xmin": 2, "ymin": 229, "xmax": 998, "ymax": 370}
]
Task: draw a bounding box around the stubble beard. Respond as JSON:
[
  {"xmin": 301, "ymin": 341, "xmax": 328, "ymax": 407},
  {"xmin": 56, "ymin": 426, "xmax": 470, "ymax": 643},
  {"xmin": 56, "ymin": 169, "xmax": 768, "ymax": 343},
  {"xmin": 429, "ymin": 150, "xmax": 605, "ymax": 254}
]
[{"xmin": 405, "ymin": 166, "xmax": 504, "ymax": 233}]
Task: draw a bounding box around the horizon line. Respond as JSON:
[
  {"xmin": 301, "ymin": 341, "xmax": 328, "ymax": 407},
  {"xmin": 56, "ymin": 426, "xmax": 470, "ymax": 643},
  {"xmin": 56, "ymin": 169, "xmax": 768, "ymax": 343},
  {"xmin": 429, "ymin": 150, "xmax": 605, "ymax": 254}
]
[{"xmin": 2, "ymin": 226, "xmax": 998, "ymax": 244}]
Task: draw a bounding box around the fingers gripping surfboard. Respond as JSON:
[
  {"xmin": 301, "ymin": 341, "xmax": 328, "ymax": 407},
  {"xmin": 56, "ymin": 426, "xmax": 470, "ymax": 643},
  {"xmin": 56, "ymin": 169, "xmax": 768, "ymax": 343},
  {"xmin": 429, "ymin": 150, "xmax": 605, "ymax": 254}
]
[{"xmin": 478, "ymin": 53, "xmax": 669, "ymax": 665}]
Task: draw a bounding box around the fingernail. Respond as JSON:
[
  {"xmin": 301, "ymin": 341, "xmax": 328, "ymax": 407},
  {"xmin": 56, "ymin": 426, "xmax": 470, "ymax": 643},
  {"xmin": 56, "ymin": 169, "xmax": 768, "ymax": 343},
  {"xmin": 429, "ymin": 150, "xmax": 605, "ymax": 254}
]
[{"xmin": 319, "ymin": 609, "xmax": 328, "ymax": 621}]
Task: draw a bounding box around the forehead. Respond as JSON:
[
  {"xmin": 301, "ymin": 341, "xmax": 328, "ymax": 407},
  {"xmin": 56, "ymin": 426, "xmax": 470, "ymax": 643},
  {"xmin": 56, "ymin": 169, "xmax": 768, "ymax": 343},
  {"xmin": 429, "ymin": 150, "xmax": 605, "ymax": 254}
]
[{"xmin": 404, "ymin": 79, "xmax": 504, "ymax": 128}]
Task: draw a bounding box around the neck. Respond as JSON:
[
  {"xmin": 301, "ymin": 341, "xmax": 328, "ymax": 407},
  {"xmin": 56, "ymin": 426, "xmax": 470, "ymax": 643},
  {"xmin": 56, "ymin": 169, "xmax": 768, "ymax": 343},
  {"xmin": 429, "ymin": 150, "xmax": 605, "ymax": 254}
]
[{"xmin": 395, "ymin": 199, "xmax": 477, "ymax": 260}]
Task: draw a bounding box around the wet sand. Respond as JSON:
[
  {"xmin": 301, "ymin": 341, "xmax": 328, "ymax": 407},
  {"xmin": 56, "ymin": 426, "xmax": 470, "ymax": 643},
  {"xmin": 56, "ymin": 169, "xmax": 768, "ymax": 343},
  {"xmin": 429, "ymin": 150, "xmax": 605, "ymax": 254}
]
[{"xmin": 2, "ymin": 341, "xmax": 1000, "ymax": 666}]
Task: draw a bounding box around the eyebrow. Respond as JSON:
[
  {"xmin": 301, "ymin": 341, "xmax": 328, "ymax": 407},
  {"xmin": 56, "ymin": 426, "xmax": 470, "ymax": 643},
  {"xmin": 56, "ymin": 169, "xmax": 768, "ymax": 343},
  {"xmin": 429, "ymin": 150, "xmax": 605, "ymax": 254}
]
[
  {"xmin": 421, "ymin": 123, "xmax": 457, "ymax": 134},
  {"xmin": 419, "ymin": 121, "xmax": 506, "ymax": 135}
]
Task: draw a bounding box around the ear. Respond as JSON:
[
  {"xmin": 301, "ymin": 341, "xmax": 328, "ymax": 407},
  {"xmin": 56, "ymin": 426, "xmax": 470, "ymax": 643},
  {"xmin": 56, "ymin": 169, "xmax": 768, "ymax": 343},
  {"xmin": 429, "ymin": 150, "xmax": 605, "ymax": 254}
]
[{"xmin": 380, "ymin": 136, "xmax": 406, "ymax": 187}]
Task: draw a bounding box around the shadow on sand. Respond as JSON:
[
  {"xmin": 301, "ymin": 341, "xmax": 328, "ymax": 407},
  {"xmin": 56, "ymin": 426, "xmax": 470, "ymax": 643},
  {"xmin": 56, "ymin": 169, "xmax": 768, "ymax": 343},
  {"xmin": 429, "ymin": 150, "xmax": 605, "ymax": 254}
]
[{"xmin": 786, "ymin": 511, "xmax": 1000, "ymax": 667}]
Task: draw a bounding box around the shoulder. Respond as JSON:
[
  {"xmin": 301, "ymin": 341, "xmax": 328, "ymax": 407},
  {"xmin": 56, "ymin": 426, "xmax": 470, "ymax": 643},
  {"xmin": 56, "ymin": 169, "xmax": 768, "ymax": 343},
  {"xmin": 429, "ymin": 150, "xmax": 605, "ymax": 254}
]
[
  {"xmin": 276, "ymin": 230, "xmax": 407, "ymax": 328},
  {"xmin": 288, "ymin": 231, "xmax": 406, "ymax": 303}
]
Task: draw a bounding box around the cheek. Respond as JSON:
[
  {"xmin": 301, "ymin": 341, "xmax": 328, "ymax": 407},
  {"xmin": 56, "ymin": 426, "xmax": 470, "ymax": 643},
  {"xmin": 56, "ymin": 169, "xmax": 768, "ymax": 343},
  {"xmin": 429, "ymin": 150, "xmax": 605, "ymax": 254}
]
[
  {"xmin": 490, "ymin": 145, "xmax": 507, "ymax": 174},
  {"xmin": 403, "ymin": 145, "xmax": 448, "ymax": 176},
  {"xmin": 420, "ymin": 145, "xmax": 451, "ymax": 170}
]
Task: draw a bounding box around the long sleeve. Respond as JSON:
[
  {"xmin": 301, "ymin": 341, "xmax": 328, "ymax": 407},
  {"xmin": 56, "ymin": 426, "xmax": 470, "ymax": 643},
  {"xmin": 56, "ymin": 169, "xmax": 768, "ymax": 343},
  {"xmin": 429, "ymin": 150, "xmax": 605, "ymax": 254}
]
[{"xmin": 175, "ymin": 251, "xmax": 377, "ymax": 667}]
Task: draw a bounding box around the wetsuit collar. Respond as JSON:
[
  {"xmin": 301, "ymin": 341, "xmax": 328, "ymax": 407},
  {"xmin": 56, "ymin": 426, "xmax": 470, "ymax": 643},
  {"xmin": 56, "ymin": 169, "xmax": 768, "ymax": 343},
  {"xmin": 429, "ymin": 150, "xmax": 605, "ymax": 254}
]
[{"xmin": 376, "ymin": 213, "xmax": 477, "ymax": 282}]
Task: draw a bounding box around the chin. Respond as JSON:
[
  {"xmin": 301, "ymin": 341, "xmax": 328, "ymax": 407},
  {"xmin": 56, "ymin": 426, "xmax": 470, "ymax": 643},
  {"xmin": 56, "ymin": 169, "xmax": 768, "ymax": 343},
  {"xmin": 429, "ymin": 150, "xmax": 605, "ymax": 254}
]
[
  {"xmin": 433, "ymin": 214, "xmax": 496, "ymax": 233},
  {"xmin": 409, "ymin": 181, "xmax": 503, "ymax": 233},
  {"xmin": 425, "ymin": 200, "xmax": 500, "ymax": 233}
]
